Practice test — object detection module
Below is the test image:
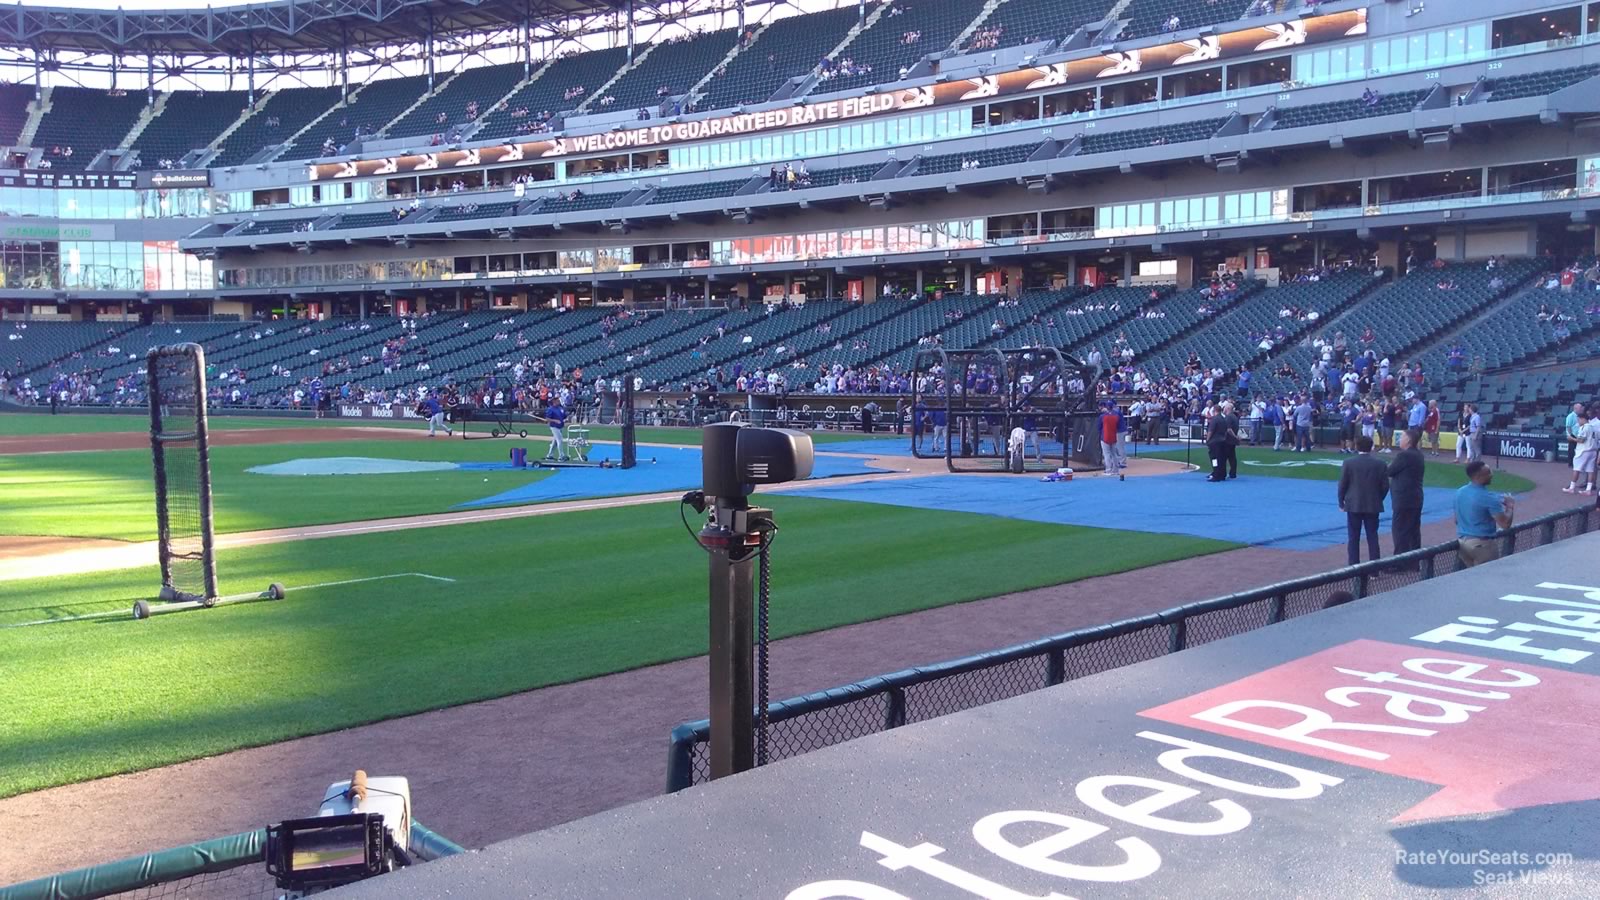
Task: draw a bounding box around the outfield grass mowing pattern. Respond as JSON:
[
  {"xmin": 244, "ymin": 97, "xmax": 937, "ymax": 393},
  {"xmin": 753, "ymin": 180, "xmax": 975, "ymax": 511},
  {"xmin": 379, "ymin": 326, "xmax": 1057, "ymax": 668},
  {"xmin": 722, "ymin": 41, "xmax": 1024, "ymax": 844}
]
[
  {"xmin": 1141, "ymin": 445, "xmax": 1537, "ymax": 493},
  {"xmin": 0, "ymin": 497, "xmax": 1236, "ymax": 798}
]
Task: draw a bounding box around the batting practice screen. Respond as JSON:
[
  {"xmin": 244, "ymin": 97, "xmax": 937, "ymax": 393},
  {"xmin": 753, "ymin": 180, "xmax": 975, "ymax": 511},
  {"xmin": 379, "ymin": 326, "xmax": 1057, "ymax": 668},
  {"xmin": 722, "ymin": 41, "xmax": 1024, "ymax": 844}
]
[{"xmin": 148, "ymin": 342, "xmax": 219, "ymax": 603}]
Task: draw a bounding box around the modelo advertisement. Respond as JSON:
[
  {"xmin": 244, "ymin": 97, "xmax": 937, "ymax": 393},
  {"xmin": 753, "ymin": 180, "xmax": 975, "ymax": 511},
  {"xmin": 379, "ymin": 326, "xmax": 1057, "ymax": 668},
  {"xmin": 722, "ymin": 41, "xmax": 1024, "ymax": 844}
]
[
  {"xmin": 337, "ymin": 404, "xmax": 422, "ymax": 420},
  {"xmin": 1484, "ymin": 430, "xmax": 1560, "ymax": 461}
]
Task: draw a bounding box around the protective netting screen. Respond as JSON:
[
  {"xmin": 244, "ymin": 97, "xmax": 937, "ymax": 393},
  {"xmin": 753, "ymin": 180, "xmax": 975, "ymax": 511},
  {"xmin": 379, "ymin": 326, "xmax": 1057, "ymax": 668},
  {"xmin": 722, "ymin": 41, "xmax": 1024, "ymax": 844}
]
[{"xmin": 149, "ymin": 344, "xmax": 216, "ymax": 602}]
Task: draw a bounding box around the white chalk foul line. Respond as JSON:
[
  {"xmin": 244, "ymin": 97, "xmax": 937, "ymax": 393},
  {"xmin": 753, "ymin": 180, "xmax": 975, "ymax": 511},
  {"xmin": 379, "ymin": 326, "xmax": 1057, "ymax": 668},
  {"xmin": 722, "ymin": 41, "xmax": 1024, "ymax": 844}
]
[{"xmin": 1, "ymin": 572, "xmax": 455, "ymax": 628}]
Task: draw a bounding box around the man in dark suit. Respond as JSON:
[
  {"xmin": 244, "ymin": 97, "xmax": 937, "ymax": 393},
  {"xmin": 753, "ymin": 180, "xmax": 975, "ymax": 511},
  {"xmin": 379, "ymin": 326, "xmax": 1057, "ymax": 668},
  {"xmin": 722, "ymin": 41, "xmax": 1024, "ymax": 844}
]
[
  {"xmin": 1205, "ymin": 406, "xmax": 1236, "ymax": 482},
  {"xmin": 1387, "ymin": 430, "xmax": 1426, "ymax": 555},
  {"xmin": 1338, "ymin": 435, "xmax": 1389, "ymax": 565},
  {"xmin": 1222, "ymin": 400, "xmax": 1241, "ymax": 479}
]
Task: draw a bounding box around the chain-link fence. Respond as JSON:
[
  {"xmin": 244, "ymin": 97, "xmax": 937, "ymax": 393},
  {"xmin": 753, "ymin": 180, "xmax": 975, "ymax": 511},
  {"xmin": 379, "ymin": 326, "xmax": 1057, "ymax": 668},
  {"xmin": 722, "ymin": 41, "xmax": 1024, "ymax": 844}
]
[{"xmin": 666, "ymin": 504, "xmax": 1600, "ymax": 792}]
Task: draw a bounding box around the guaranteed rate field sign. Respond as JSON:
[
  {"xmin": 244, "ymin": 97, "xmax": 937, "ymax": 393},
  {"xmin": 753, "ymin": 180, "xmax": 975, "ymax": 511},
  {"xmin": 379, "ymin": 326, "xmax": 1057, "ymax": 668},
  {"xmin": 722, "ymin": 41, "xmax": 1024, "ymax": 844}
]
[{"xmin": 342, "ymin": 536, "xmax": 1600, "ymax": 899}]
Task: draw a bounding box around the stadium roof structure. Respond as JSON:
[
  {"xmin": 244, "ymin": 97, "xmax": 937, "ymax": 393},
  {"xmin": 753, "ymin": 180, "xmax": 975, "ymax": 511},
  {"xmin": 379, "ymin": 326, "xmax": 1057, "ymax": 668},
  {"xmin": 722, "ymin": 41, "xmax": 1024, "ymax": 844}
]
[{"xmin": 0, "ymin": 0, "xmax": 657, "ymax": 55}]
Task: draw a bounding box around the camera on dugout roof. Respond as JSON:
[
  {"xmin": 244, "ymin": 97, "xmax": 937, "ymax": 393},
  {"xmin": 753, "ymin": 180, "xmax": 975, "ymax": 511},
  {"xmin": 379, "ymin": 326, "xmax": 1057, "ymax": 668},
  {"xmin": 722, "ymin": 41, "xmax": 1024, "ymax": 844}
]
[{"xmin": 701, "ymin": 422, "xmax": 814, "ymax": 503}]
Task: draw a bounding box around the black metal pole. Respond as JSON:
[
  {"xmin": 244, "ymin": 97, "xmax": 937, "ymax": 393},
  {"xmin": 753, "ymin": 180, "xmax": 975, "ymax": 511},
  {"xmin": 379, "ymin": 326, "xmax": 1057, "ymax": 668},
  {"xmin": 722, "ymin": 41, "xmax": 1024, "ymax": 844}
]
[{"xmin": 705, "ymin": 510, "xmax": 755, "ymax": 779}]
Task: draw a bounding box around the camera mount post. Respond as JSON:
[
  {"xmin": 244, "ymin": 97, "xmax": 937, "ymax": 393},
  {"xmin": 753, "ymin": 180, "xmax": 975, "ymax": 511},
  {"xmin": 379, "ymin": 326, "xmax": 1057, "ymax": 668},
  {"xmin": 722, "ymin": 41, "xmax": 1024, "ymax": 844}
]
[
  {"xmin": 700, "ymin": 498, "xmax": 767, "ymax": 778},
  {"xmin": 693, "ymin": 423, "xmax": 812, "ymax": 779}
]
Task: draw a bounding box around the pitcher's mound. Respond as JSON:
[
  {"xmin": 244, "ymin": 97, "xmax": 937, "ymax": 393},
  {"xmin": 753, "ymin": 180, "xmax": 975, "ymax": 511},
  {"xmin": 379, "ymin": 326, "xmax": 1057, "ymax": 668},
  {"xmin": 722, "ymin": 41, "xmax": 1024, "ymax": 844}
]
[{"xmin": 248, "ymin": 457, "xmax": 460, "ymax": 476}]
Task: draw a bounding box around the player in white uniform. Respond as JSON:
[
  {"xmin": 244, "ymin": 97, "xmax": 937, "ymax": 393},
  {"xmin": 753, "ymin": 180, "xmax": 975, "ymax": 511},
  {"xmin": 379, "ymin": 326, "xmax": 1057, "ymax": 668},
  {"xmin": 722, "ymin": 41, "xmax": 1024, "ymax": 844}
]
[{"xmin": 1564, "ymin": 410, "xmax": 1600, "ymax": 494}]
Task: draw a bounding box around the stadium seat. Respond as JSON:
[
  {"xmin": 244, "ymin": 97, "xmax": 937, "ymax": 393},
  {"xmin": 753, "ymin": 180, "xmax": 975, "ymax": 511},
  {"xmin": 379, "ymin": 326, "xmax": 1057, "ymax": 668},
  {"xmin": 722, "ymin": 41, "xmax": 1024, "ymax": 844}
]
[
  {"xmin": 603, "ymin": 28, "xmax": 743, "ymax": 110},
  {"xmin": 629, "ymin": 300, "xmax": 854, "ymax": 387},
  {"xmin": 333, "ymin": 212, "xmax": 404, "ymax": 230},
  {"xmin": 915, "ymin": 142, "xmax": 1043, "ymax": 176},
  {"xmin": 817, "ymin": 0, "xmax": 989, "ymax": 93},
  {"xmin": 649, "ymin": 178, "xmax": 751, "ymax": 205},
  {"xmin": 698, "ymin": 7, "xmax": 862, "ymax": 111},
  {"xmin": 1255, "ymin": 260, "xmax": 1544, "ymax": 397},
  {"xmin": 1077, "ymin": 117, "xmax": 1228, "ymax": 155},
  {"xmin": 1120, "ymin": 0, "xmax": 1258, "ymax": 41},
  {"xmin": 1136, "ymin": 271, "xmax": 1382, "ymax": 388},
  {"xmin": 431, "ymin": 201, "xmax": 519, "ymax": 222},
  {"xmin": 4, "ymin": 321, "xmax": 140, "ymax": 377},
  {"xmin": 240, "ymin": 217, "xmax": 321, "ymax": 235},
  {"xmin": 1271, "ymin": 90, "xmax": 1429, "ymax": 131},
  {"xmin": 210, "ymin": 86, "xmax": 343, "ymax": 168},
  {"xmin": 1485, "ymin": 64, "xmax": 1600, "ymax": 102},
  {"xmin": 1415, "ymin": 260, "xmax": 1595, "ymax": 377},
  {"xmin": 132, "ymin": 91, "xmax": 252, "ymax": 169},
  {"xmin": 536, "ymin": 190, "xmax": 630, "ymax": 214},
  {"xmin": 280, "ymin": 74, "xmax": 432, "ymax": 161},
  {"xmin": 0, "ymin": 82, "xmax": 34, "ymax": 146},
  {"xmin": 384, "ymin": 63, "xmax": 527, "ymax": 141},
  {"xmin": 29, "ymin": 87, "xmax": 148, "ymax": 170},
  {"xmin": 473, "ymin": 47, "xmax": 632, "ymax": 142},
  {"xmin": 965, "ymin": 0, "xmax": 1116, "ymax": 51}
]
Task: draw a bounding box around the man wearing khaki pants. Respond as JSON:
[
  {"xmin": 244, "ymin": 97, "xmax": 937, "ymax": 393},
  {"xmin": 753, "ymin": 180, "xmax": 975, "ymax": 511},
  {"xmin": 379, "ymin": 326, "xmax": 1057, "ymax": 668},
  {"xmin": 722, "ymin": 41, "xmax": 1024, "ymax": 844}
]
[{"xmin": 1454, "ymin": 461, "xmax": 1514, "ymax": 568}]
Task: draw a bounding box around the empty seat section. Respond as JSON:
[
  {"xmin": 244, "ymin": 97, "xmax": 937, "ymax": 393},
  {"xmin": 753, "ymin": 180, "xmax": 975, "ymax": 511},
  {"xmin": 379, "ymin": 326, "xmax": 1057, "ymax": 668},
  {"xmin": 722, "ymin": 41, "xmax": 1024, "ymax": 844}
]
[
  {"xmin": 1271, "ymin": 90, "xmax": 1427, "ymax": 130},
  {"xmin": 385, "ymin": 63, "xmax": 526, "ymax": 140},
  {"xmin": 818, "ymin": 0, "xmax": 988, "ymax": 92},
  {"xmin": 586, "ymin": 306, "xmax": 774, "ymax": 380},
  {"xmin": 385, "ymin": 310, "xmax": 608, "ymax": 391},
  {"xmin": 3, "ymin": 321, "xmax": 135, "ymax": 375},
  {"xmin": 1079, "ymin": 117, "xmax": 1227, "ymax": 155},
  {"xmin": 1139, "ymin": 271, "xmax": 1378, "ymax": 383},
  {"xmin": 1121, "ymin": 0, "xmax": 1256, "ymax": 41},
  {"xmin": 29, "ymin": 87, "xmax": 147, "ymax": 170},
  {"xmin": 604, "ymin": 28, "xmax": 742, "ymax": 109},
  {"xmin": 1486, "ymin": 64, "xmax": 1600, "ymax": 102},
  {"xmin": 1417, "ymin": 263, "xmax": 1596, "ymax": 376},
  {"xmin": 1257, "ymin": 260, "xmax": 1544, "ymax": 397},
  {"xmin": 474, "ymin": 47, "xmax": 631, "ymax": 141},
  {"xmin": 883, "ymin": 286, "xmax": 1091, "ymax": 370},
  {"xmin": 536, "ymin": 190, "xmax": 629, "ymax": 214},
  {"xmin": 790, "ymin": 160, "xmax": 883, "ymax": 187},
  {"xmin": 281, "ymin": 74, "xmax": 431, "ymax": 161},
  {"xmin": 698, "ymin": 6, "xmax": 861, "ymax": 111},
  {"xmin": 210, "ymin": 86, "xmax": 342, "ymax": 168},
  {"xmin": 334, "ymin": 212, "xmax": 402, "ymax": 230},
  {"xmin": 0, "ymin": 83, "xmax": 33, "ymax": 145},
  {"xmin": 650, "ymin": 177, "xmax": 749, "ymax": 204},
  {"xmin": 432, "ymin": 201, "xmax": 519, "ymax": 222},
  {"xmin": 634, "ymin": 300, "xmax": 850, "ymax": 387},
  {"xmin": 989, "ymin": 286, "xmax": 1151, "ymax": 351},
  {"xmin": 916, "ymin": 141, "xmax": 1043, "ymax": 175},
  {"xmin": 240, "ymin": 217, "xmax": 320, "ymax": 235},
  {"xmin": 715, "ymin": 298, "xmax": 915, "ymax": 385},
  {"xmin": 965, "ymin": 0, "xmax": 1115, "ymax": 51},
  {"xmin": 132, "ymin": 90, "xmax": 251, "ymax": 168}
]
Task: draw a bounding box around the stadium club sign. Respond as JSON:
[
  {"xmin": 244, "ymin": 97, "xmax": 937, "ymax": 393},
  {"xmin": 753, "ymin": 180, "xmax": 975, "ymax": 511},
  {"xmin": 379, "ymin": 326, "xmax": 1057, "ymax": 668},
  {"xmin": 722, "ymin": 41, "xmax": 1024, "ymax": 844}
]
[
  {"xmin": 308, "ymin": 9, "xmax": 1366, "ymax": 182},
  {"xmin": 134, "ymin": 169, "xmax": 212, "ymax": 189}
]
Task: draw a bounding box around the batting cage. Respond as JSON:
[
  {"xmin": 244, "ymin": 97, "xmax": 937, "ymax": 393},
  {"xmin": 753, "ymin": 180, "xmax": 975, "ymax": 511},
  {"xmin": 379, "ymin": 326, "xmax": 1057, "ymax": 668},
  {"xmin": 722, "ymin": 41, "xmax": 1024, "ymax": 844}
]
[
  {"xmin": 146, "ymin": 343, "xmax": 219, "ymax": 607},
  {"xmin": 910, "ymin": 346, "xmax": 1101, "ymax": 473}
]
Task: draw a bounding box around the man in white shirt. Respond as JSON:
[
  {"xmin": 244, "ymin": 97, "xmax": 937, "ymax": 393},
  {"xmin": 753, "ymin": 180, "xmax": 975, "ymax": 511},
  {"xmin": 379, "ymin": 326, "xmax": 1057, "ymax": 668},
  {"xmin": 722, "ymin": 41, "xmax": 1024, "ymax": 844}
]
[
  {"xmin": 1565, "ymin": 409, "xmax": 1600, "ymax": 494},
  {"xmin": 1463, "ymin": 403, "xmax": 1484, "ymax": 463}
]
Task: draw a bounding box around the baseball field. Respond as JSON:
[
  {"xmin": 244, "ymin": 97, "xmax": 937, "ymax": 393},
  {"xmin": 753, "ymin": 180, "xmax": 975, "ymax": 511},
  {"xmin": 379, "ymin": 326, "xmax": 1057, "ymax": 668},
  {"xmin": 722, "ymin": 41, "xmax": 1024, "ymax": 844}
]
[{"xmin": 1, "ymin": 413, "xmax": 1252, "ymax": 801}]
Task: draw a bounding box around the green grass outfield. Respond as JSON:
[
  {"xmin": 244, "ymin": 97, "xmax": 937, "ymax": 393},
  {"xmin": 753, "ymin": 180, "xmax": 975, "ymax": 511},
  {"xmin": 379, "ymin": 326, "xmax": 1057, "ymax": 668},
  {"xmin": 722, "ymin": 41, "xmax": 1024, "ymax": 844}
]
[
  {"xmin": 1, "ymin": 438, "xmax": 559, "ymax": 541},
  {"xmin": 1140, "ymin": 445, "xmax": 1536, "ymax": 493},
  {"xmin": 0, "ymin": 411, "xmax": 875, "ymax": 445},
  {"xmin": 0, "ymin": 497, "xmax": 1235, "ymax": 798},
  {"xmin": 0, "ymin": 417, "xmax": 880, "ymax": 541}
]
